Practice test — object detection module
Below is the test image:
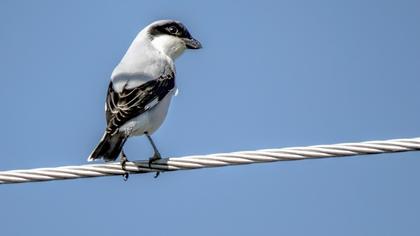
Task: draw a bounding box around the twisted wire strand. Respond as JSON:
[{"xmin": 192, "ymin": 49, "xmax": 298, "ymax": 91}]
[{"xmin": 1, "ymin": 137, "xmax": 420, "ymax": 184}]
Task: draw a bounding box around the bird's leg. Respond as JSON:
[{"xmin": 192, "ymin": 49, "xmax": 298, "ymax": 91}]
[
  {"xmin": 120, "ymin": 150, "xmax": 129, "ymax": 181},
  {"xmin": 145, "ymin": 132, "xmax": 162, "ymax": 162},
  {"xmin": 145, "ymin": 132, "xmax": 161, "ymax": 178}
]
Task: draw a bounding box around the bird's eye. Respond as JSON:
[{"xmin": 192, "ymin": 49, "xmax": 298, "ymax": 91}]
[{"xmin": 167, "ymin": 26, "xmax": 179, "ymax": 34}]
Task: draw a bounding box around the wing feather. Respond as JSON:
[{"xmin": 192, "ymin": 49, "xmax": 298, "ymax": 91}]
[{"xmin": 105, "ymin": 73, "xmax": 175, "ymax": 135}]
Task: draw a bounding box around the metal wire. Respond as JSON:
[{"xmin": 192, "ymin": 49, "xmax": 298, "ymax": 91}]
[{"xmin": 1, "ymin": 137, "xmax": 419, "ymax": 184}]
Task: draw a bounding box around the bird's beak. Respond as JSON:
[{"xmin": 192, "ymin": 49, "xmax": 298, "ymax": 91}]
[{"xmin": 184, "ymin": 37, "xmax": 202, "ymax": 49}]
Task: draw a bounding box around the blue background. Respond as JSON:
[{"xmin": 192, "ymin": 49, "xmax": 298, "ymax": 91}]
[{"xmin": 1, "ymin": 0, "xmax": 420, "ymax": 235}]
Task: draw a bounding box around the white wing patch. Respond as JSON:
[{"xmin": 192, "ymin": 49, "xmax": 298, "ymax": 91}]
[{"xmin": 144, "ymin": 98, "xmax": 159, "ymax": 110}]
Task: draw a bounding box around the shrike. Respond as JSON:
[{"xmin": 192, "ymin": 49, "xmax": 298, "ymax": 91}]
[{"xmin": 88, "ymin": 20, "xmax": 202, "ymax": 172}]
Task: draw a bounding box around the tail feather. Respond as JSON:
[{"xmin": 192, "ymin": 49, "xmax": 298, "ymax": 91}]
[{"xmin": 88, "ymin": 132, "xmax": 127, "ymax": 162}]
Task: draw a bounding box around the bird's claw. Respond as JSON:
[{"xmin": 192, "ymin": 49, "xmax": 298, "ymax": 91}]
[
  {"xmin": 120, "ymin": 151, "xmax": 129, "ymax": 181},
  {"xmin": 123, "ymin": 172, "xmax": 129, "ymax": 181},
  {"xmin": 148, "ymin": 153, "xmax": 162, "ymax": 178}
]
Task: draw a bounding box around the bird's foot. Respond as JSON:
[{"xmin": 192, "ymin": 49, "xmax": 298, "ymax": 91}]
[
  {"xmin": 120, "ymin": 151, "xmax": 129, "ymax": 181},
  {"xmin": 148, "ymin": 152, "xmax": 161, "ymax": 167},
  {"xmin": 148, "ymin": 152, "xmax": 162, "ymax": 178}
]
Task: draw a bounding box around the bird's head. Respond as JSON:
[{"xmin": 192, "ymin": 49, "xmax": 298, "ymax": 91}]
[{"xmin": 146, "ymin": 20, "xmax": 202, "ymax": 60}]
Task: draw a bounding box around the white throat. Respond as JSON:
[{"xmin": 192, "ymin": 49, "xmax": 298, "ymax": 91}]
[{"xmin": 151, "ymin": 35, "xmax": 187, "ymax": 60}]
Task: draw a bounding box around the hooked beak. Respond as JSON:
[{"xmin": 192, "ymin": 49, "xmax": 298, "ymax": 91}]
[{"xmin": 184, "ymin": 37, "xmax": 202, "ymax": 49}]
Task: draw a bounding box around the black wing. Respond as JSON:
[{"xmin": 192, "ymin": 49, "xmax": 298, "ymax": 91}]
[{"xmin": 105, "ymin": 73, "xmax": 175, "ymax": 135}]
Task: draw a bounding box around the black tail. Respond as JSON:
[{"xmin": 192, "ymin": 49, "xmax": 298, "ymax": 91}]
[{"xmin": 88, "ymin": 132, "xmax": 127, "ymax": 162}]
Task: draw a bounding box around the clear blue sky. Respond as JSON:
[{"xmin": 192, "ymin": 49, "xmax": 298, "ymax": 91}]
[{"xmin": 1, "ymin": 0, "xmax": 420, "ymax": 235}]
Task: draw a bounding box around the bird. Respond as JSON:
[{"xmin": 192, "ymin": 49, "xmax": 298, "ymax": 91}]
[{"xmin": 88, "ymin": 19, "xmax": 202, "ymax": 177}]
